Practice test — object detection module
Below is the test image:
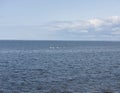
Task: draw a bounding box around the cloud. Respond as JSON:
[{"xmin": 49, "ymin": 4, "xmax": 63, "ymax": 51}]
[
  {"xmin": 1, "ymin": 16, "xmax": 120, "ymax": 40},
  {"xmin": 40, "ymin": 16, "xmax": 120, "ymax": 40}
]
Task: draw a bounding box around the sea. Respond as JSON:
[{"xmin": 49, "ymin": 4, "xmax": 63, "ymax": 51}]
[{"xmin": 0, "ymin": 40, "xmax": 120, "ymax": 93}]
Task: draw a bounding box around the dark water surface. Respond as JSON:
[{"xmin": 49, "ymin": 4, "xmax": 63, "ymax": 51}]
[{"xmin": 0, "ymin": 40, "xmax": 120, "ymax": 93}]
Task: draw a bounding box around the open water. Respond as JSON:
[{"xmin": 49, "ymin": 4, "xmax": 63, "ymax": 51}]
[{"xmin": 0, "ymin": 41, "xmax": 120, "ymax": 93}]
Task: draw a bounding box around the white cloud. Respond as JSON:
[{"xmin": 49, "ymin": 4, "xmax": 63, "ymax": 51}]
[
  {"xmin": 1, "ymin": 16, "xmax": 120, "ymax": 40},
  {"xmin": 45, "ymin": 16, "xmax": 120, "ymax": 34},
  {"xmin": 39, "ymin": 16, "xmax": 120, "ymax": 40},
  {"xmin": 89, "ymin": 19, "xmax": 104, "ymax": 27}
]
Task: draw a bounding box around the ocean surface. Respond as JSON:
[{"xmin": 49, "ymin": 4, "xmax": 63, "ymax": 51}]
[{"xmin": 0, "ymin": 40, "xmax": 120, "ymax": 93}]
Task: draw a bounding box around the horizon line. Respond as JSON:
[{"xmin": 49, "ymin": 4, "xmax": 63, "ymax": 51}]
[{"xmin": 0, "ymin": 39, "xmax": 120, "ymax": 42}]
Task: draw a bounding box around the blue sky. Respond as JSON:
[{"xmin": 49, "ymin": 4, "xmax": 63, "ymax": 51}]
[{"xmin": 0, "ymin": 0, "xmax": 120, "ymax": 40}]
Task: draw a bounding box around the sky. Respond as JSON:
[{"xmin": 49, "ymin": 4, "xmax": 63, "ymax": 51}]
[{"xmin": 0, "ymin": 0, "xmax": 120, "ymax": 40}]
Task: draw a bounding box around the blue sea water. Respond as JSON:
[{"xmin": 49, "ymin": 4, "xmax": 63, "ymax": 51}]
[{"xmin": 0, "ymin": 40, "xmax": 120, "ymax": 93}]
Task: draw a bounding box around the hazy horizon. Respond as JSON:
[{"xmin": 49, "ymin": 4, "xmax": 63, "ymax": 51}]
[{"xmin": 1, "ymin": 0, "xmax": 120, "ymax": 40}]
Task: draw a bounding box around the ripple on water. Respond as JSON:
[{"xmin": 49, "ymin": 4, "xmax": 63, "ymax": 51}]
[{"xmin": 0, "ymin": 44, "xmax": 120, "ymax": 92}]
